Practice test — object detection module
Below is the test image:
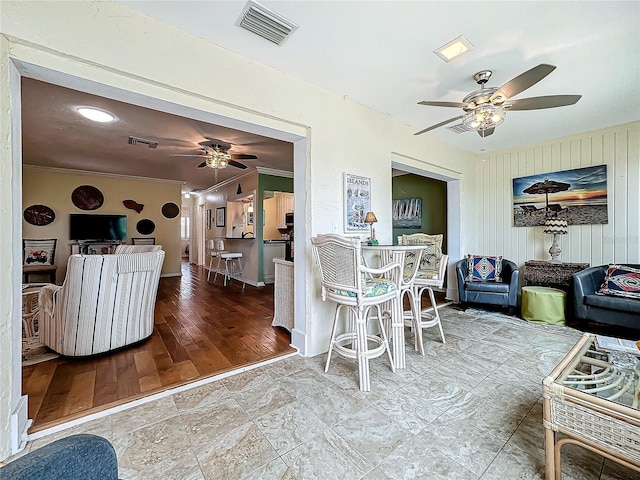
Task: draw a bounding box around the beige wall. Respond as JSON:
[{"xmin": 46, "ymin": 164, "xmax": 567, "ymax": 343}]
[
  {"xmin": 474, "ymin": 122, "xmax": 640, "ymax": 268},
  {"xmin": 23, "ymin": 167, "xmax": 183, "ymax": 278}
]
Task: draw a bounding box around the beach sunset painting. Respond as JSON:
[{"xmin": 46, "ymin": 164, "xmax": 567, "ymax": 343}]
[{"xmin": 512, "ymin": 165, "xmax": 608, "ymax": 227}]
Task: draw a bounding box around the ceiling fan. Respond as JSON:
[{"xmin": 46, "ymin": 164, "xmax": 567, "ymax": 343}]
[
  {"xmin": 415, "ymin": 64, "xmax": 581, "ymax": 138},
  {"xmin": 171, "ymin": 138, "xmax": 258, "ymax": 169}
]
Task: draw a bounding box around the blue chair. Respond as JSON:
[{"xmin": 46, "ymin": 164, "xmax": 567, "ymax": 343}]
[
  {"xmin": 0, "ymin": 434, "xmax": 118, "ymax": 480},
  {"xmin": 456, "ymin": 258, "xmax": 519, "ymax": 313}
]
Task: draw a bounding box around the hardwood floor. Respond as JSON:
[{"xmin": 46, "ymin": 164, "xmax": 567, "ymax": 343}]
[{"xmin": 22, "ymin": 261, "xmax": 295, "ymax": 433}]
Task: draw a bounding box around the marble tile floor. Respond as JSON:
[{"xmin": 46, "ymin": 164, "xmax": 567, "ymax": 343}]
[{"xmin": 10, "ymin": 307, "xmax": 638, "ymax": 479}]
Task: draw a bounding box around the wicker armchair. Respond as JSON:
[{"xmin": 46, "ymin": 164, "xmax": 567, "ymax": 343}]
[{"xmin": 311, "ymin": 234, "xmax": 401, "ymax": 391}]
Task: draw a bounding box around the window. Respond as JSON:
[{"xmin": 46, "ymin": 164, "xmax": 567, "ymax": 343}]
[{"xmin": 181, "ymin": 207, "xmax": 190, "ymax": 240}]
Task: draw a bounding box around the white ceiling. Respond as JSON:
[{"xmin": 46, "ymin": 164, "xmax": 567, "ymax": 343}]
[
  {"xmin": 119, "ymin": 0, "xmax": 640, "ymax": 153},
  {"xmin": 22, "ymin": 2, "xmax": 640, "ymax": 193}
]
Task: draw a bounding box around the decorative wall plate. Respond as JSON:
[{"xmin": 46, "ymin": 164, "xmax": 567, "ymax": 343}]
[
  {"xmin": 72, "ymin": 185, "xmax": 104, "ymax": 210},
  {"xmin": 136, "ymin": 219, "xmax": 156, "ymax": 235},
  {"xmin": 123, "ymin": 199, "xmax": 144, "ymax": 213},
  {"xmin": 161, "ymin": 202, "xmax": 180, "ymax": 219},
  {"xmin": 24, "ymin": 204, "xmax": 56, "ymax": 226}
]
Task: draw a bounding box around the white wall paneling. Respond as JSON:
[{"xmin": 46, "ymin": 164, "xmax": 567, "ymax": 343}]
[{"xmin": 476, "ymin": 122, "xmax": 640, "ymax": 269}]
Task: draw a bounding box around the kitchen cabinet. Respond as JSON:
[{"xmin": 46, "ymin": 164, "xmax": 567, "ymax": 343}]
[
  {"xmin": 263, "ymin": 242, "xmax": 286, "ymax": 284},
  {"xmin": 276, "ymin": 192, "xmax": 294, "ymax": 226}
]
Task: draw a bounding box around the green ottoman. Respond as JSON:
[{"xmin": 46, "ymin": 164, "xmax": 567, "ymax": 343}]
[{"xmin": 521, "ymin": 286, "xmax": 566, "ymax": 325}]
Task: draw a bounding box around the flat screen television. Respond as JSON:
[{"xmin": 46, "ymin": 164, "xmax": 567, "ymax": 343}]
[{"xmin": 70, "ymin": 214, "xmax": 127, "ymax": 241}]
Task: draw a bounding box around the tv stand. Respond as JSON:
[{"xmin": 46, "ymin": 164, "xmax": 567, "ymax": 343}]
[{"xmin": 71, "ymin": 240, "xmax": 122, "ymax": 255}]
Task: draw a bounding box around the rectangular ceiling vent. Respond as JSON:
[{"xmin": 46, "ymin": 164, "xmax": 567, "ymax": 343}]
[
  {"xmin": 128, "ymin": 136, "xmax": 158, "ymax": 148},
  {"xmin": 236, "ymin": 0, "xmax": 298, "ymax": 46},
  {"xmin": 446, "ymin": 124, "xmax": 469, "ymax": 134}
]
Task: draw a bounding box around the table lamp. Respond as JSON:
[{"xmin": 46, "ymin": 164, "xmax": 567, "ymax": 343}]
[
  {"xmin": 543, "ymin": 218, "xmax": 568, "ymax": 263},
  {"xmin": 364, "ymin": 211, "xmax": 378, "ymax": 245}
]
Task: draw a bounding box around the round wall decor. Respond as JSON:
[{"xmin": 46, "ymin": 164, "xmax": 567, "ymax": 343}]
[
  {"xmin": 136, "ymin": 219, "xmax": 156, "ymax": 235},
  {"xmin": 161, "ymin": 202, "xmax": 180, "ymax": 219},
  {"xmin": 24, "ymin": 204, "xmax": 56, "ymax": 226},
  {"xmin": 72, "ymin": 185, "xmax": 104, "ymax": 210}
]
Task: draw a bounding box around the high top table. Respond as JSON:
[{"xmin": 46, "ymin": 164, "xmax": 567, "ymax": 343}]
[{"xmin": 361, "ymin": 244, "xmax": 425, "ymax": 370}]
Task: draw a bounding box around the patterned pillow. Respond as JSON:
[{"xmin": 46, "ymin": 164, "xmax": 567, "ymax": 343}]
[
  {"xmin": 400, "ymin": 234, "xmax": 443, "ymax": 270},
  {"xmin": 24, "ymin": 248, "xmax": 52, "ymax": 265},
  {"xmin": 597, "ymin": 264, "xmax": 640, "ymax": 299},
  {"xmin": 466, "ymin": 255, "xmax": 503, "ymax": 282}
]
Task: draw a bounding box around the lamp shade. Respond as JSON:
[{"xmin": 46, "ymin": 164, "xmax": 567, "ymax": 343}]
[
  {"xmin": 543, "ymin": 218, "xmax": 568, "ymax": 235},
  {"xmin": 364, "ymin": 212, "xmax": 378, "ymax": 224}
]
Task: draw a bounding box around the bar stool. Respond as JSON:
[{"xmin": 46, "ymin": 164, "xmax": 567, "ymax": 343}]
[
  {"xmin": 206, "ymin": 239, "xmax": 227, "ymax": 281},
  {"xmin": 214, "ymin": 252, "xmax": 245, "ymax": 290}
]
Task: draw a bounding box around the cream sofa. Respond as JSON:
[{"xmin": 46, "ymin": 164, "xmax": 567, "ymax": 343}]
[{"xmin": 39, "ymin": 248, "xmax": 165, "ymax": 356}]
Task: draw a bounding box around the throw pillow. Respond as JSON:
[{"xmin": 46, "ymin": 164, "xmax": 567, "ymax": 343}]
[
  {"xmin": 400, "ymin": 234, "xmax": 443, "ymax": 270},
  {"xmin": 467, "ymin": 255, "xmax": 503, "ymax": 282},
  {"xmin": 24, "ymin": 248, "xmax": 52, "ymax": 265},
  {"xmin": 597, "ymin": 264, "xmax": 640, "ymax": 299}
]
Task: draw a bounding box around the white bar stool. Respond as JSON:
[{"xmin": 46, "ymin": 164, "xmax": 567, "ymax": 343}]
[
  {"xmin": 214, "ymin": 252, "xmax": 245, "ymax": 290},
  {"xmin": 207, "ymin": 239, "xmax": 228, "ymax": 281}
]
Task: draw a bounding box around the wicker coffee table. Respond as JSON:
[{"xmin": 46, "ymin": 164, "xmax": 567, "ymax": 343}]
[{"xmin": 543, "ymin": 333, "xmax": 640, "ymax": 479}]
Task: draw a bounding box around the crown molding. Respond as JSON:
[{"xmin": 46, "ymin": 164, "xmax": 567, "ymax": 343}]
[
  {"xmin": 23, "ymin": 164, "xmax": 184, "ymax": 185},
  {"xmin": 255, "ymin": 167, "xmax": 293, "ymax": 178}
]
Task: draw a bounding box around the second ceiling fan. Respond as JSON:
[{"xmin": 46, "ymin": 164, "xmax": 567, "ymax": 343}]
[
  {"xmin": 415, "ymin": 64, "xmax": 581, "ymax": 138},
  {"xmin": 171, "ymin": 138, "xmax": 258, "ymax": 169}
]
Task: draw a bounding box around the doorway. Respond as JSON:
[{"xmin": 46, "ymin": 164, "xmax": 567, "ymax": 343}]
[{"xmin": 9, "ymin": 58, "xmax": 309, "ymax": 446}]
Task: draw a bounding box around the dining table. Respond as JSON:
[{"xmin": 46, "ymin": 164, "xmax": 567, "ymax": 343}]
[{"xmin": 361, "ymin": 244, "xmax": 426, "ymax": 370}]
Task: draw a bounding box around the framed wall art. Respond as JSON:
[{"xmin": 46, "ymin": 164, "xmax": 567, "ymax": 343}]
[
  {"xmin": 512, "ymin": 165, "xmax": 608, "ymax": 227},
  {"xmin": 392, "ymin": 198, "xmax": 422, "ymax": 229},
  {"xmin": 215, "ymin": 207, "xmax": 226, "ymax": 227},
  {"xmin": 206, "ymin": 209, "xmax": 212, "ymax": 230},
  {"xmin": 344, "ymin": 173, "xmax": 371, "ymax": 232}
]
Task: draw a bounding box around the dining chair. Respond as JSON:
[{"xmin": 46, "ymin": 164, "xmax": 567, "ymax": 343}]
[
  {"xmin": 311, "ymin": 234, "xmax": 401, "ymax": 391},
  {"xmin": 23, "ymin": 238, "xmax": 57, "ymax": 284},
  {"xmin": 398, "ymin": 234, "xmax": 449, "ymax": 354}
]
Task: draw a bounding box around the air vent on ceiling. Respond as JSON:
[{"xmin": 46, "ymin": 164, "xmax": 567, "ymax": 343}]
[
  {"xmin": 128, "ymin": 136, "xmax": 158, "ymax": 148},
  {"xmin": 236, "ymin": 0, "xmax": 298, "ymax": 46},
  {"xmin": 446, "ymin": 124, "xmax": 469, "ymax": 134}
]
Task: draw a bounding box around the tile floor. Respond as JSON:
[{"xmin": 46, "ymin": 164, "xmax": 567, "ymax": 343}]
[{"xmin": 12, "ymin": 307, "xmax": 638, "ymax": 479}]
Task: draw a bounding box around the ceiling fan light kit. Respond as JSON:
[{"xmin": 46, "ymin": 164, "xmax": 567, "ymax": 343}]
[
  {"xmin": 462, "ymin": 105, "xmax": 505, "ymax": 132},
  {"xmin": 415, "ymin": 64, "xmax": 581, "ymax": 138}
]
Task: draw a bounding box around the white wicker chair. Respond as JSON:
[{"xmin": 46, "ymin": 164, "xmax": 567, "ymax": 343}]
[
  {"xmin": 398, "ymin": 234, "xmax": 449, "ymax": 353},
  {"xmin": 39, "ymin": 250, "xmax": 165, "ymax": 356},
  {"xmin": 311, "ymin": 234, "xmax": 401, "ymax": 391}
]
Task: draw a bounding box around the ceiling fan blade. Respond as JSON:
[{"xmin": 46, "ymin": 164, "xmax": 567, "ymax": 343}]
[
  {"xmin": 507, "ymin": 95, "xmax": 582, "ymax": 111},
  {"xmin": 170, "ymin": 154, "xmax": 205, "ymax": 157},
  {"xmin": 478, "ymin": 128, "xmax": 495, "ymax": 138},
  {"xmin": 490, "ymin": 64, "xmax": 556, "ymax": 103},
  {"xmin": 229, "ymin": 154, "xmax": 257, "ymax": 160},
  {"xmin": 197, "ymin": 161, "xmax": 206, "ymax": 168},
  {"xmin": 228, "ymin": 159, "xmax": 248, "ymax": 169},
  {"xmin": 414, "ymin": 115, "xmax": 464, "ymax": 136},
  {"xmin": 418, "ymin": 101, "xmax": 468, "ymax": 109}
]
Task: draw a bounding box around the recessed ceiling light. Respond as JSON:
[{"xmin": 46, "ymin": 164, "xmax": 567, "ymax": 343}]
[
  {"xmin": 434, "ymin": 35, "xmax": 474, "ymax": 62},
  {"xmin": 77, "ymin": 107, "xmax": 115, "ymax": 123}
]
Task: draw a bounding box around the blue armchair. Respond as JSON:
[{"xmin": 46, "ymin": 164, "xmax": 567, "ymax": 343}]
[
  {"xmin": 456, "ymin": 258, "xmax": 520, "ymax": 313},
  {"xmin": 0, "ymin": 434, "xmax": 118, "ymax": 480},
  {"xmin": 573, "ymin": 264, "xmax": 640, "ymax": 330}
]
